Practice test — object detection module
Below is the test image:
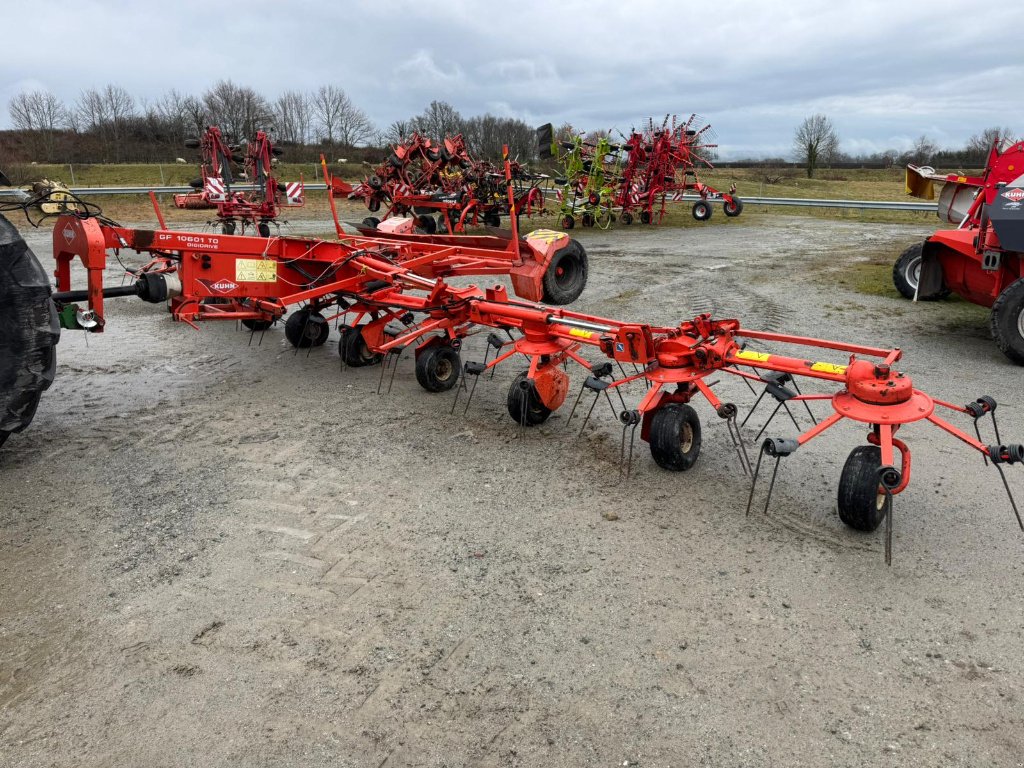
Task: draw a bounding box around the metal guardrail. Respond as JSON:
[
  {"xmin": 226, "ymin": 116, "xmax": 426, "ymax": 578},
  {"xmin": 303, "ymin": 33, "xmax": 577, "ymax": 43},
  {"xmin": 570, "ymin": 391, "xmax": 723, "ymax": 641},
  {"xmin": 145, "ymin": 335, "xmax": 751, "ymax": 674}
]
[{"xmin": 0, "ymin": 184, "xmax": 938, "ymax": 212}]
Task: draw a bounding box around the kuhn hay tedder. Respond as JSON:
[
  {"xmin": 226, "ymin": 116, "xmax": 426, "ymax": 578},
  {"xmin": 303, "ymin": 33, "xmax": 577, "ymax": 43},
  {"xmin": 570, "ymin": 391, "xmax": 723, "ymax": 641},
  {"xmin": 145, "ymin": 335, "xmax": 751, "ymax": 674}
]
[
  {"xmin": 2, "ymin": 177, "xmax": 1022, "ymax": 564},
  {"xmin": 898, "ymin": 136, "xmax": 1024, "ymax": 363}
]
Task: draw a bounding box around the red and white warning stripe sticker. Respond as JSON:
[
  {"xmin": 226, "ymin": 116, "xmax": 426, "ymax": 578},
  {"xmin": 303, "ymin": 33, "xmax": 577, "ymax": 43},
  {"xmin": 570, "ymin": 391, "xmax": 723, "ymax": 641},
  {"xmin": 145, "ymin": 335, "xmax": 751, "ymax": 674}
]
[
  {"xmin": 285, "ymin": 181, "xmax": 304, "ymax": 204},
  {"xmin": 205, "ymin": 177, "xmax": 227, "ymax": 202}
]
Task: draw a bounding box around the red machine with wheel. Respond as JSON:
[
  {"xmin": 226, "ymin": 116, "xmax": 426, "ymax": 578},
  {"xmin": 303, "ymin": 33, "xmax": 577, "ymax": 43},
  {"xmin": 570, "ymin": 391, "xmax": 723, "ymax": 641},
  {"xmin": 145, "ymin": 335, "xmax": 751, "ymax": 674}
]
[
  {"xmin": 897, "ymin": 137, "xmax": 1024, "ymax": 363},
  {"xmin": 174, "ymin": 126, "xmax": 304, "ymax": 235}
]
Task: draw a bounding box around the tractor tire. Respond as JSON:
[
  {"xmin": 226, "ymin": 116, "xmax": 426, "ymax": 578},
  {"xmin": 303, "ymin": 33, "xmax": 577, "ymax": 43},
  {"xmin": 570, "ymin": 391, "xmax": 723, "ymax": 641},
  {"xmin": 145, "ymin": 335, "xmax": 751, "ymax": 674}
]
[
  {"xmin": 560, "ymin": 215, "xmax": 575, "ymax": 230},
  {"xmin": 648, "ymin": 404, "xmax": 702, "ymax": 471},
  {"xmin": 723, "ymin": 198, "xmax": 744, "ymax": 217},
  {"xmin": 415, "ymin": 345, "xmax": 461, "ymax": 392},
  {"xmin": 542, "ymin": 239, "xmax": 589, "ymax": 305},
  {"xmin": 892, "ymin": 242, "xmax": 949, "ymax": 300},
  {"xmin": 284, "ymin": 309, "xmax": 329, "ymax": 348},
  {"xmin": 362, "ymin": 217, "xmax": 380, "ymax": 229},
  {"xmin": 506, "ymin": 371, "xmax": 551, "ymax": 426},
  {"xmin": 339, "ymin": 326, "xmax": 382, "ymax": 367},
  {"xmin": 837, "ymin": 445, "xmax": 890, "ymax": 531},
  {"xmin": 990, "ymin": 277, "xmax": 1024, "ymax": 365},
  {"xmin": 0, "ymin": 214, "xmax": 60, "ymax": 449},
  {"xmin": 692, "ymin": 201, "xmax": 713, "ymax": 221}
]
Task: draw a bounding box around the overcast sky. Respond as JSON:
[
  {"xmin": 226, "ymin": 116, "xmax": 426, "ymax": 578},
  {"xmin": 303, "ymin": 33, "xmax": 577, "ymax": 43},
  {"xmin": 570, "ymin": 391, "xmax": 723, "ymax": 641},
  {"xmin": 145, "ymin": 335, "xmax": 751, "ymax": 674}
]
[{"xmin": 4, "ymin": 0, "xmax": 1022, "ymax": 159}]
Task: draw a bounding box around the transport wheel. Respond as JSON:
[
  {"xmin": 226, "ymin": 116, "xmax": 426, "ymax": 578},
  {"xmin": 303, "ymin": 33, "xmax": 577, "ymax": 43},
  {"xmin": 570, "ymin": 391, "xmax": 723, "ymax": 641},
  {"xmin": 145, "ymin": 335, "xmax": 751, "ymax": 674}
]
[
  {"xmin": 640, "ymin": 210, "xmax": 652, "ymax": 224},
  {"xmin": 415, "ymin": 345, "xmax": 461, "ymax": 392},
  {"xmin": 691, "ymin": 201, "xmax": 712, "ymax": 221},
  {"xmin": 560, "ymin": 214, "xmax": 575, "ymax": 230},
  {"xmin": 837, "ymin": 445, "xmax": 891, "ymax": 531},
  {"xmin": 506, "ymin": 371, "xmax": 551, "ymax": 426},
  {"xmin": 362, "ymin": 217, "xmax": 380, "ymax": 229},
  {"xmin": 581, "ymin": 212, "xmax": 595, "ymax": 227},
  {"xmin": 284, "ymin": 309, "xmax": 329, "ymax": 348},
  {"xmin": 621, "ymin": 212, "xmax": 633, "ymax": 225},
  {"xmin": 0, "ymin": 214, "xmax": 60, "ymax": 449},
  {"xmin": 483, "ymin": 211, "xmax": 500, "ymax": 227},
  {"xmin": 339, "ymin": 326, "xmax": 382, "ymax": 366},
  {"xmin": 723, "ymin": 198, "xmax": 744, "ymax": 217},
  {"xmin": 542, "ymin": 239, "xmax": 589, "ymax": 305},
  {"xmin": 990, "ymin": 278, "xmax": 1024, "ymax": 365},
  {"xmin": 416, "ymin": 215, "xmax": 437, "ymax": 234},
  {"xmin": 257, "ymin": 222, "xmax": 271, "ymax": 237},
  {"xmin": 649, "ymin": 404, "xmax": 702, "ymax": 471},
  {"xmin": 221, "ymin": 220, "xmax": 236, "ymax": 235},
  {"xmin": 241, "ymin": 317, "xmax": 274, "ymax": 331},
  {"xmin": 367, "ymin": 197, "xmax": 381, "ymax": 213},
  {"xmin": 368, "ymin": 175, "xmax": 383, "ymax": 190},
  {"xmin": 891, "ymin": 242, "xmax": 949, "ymax": 300}
]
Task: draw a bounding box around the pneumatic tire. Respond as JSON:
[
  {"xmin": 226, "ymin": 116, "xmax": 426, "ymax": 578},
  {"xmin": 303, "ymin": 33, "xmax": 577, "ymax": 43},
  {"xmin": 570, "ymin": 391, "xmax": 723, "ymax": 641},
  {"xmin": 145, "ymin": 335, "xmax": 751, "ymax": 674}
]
[
  {"xmin": 649, "ymin": 404, "xmax": 702, "ymax": 471},
  {"xmin": 990, "ymin": 278, "xmax": 1024, "ymax": 365},
  {"xmin": 541, "ymin": 239, "xmax": 588, "ymax": 305},
  {"xmin": 837, "ymin": 445, "xmax": 890, "ymax": 531}
]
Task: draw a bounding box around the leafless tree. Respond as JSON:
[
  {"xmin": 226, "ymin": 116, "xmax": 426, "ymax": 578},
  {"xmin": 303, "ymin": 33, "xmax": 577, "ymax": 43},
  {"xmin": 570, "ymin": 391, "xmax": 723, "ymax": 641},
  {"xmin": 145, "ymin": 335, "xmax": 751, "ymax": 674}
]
[
  {"xmin": 274, "ymin": 90, "xmax": 311, "ymax": 144},
  {"xmin": 381, "ymin": 119, "xmax": 412, "ymax": 147},
  {"xmin": 203, "ymin": 80, "xmax": 272, "ymax": 141},
  {"xmin": 181, "ymin": 95, "xmax": 208, "ymax": 138},
  {"xmin": 75, "ymin": 88, "xmax": 111, "ymax": 133},
  {"xmin": 311, "ymin": 85, "xmax": 372, "ymax": 146},
  {"xmin": 966, "ymin": 127, "xmax": 1016, "ymax": 158},
  {"xmin": 9, "ymin": 89, "xmax": 66, "ymax": 160},
  {"xmin": 793, "ymin": 114, "xmax": 839, "ymax": 178},
  {"xmin": 412, "ymin": 100, "xmax": 463, "ymax": 142},
  {"xmin": 903, "ymin": 134, "xmax": 939, "ymax": 165}
]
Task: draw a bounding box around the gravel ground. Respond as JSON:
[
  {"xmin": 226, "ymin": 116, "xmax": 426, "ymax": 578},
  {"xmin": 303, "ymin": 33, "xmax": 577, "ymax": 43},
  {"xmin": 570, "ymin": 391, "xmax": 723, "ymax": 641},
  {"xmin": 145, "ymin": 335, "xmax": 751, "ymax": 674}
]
[{"xmin": 2, "ymin": 214, "xmax": 1023, "ymax": 767}]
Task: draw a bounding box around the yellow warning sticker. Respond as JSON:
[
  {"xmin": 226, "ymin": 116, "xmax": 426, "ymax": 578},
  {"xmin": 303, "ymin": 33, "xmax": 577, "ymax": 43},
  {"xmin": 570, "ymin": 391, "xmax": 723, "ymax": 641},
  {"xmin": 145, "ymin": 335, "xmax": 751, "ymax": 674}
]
[
  {"xmin": 235, "ymin": 259, "xmax": 278, "ymax": 283},
  {"xmin": 956, "ymin": 176, "xmax": 967, "ymax": 183},
  {"xmin": 526, "ymin": 229, "xmax": 568, "ymax": 245},
  {"xmin": 735, "ymin": 350, "xmax": 770, "ymax": 363},
  {"xmin": 810, "ymin": 361, "xmax": 847, "ymax": 375},
  {"xmin": 569, "ymin": 328, "xmax": 594, "ymax": 339}
]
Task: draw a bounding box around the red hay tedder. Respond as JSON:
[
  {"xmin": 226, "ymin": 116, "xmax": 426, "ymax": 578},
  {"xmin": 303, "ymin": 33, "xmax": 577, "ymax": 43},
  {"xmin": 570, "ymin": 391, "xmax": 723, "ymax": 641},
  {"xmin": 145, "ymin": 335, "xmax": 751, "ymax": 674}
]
[
  {"xmin": 2, "ymin": 163, "xmax": 1023, "ymax": 565},
  {"xmin": 173, "ymin": 126, "xmax": 304, "ymax": 236},
  {"xmin": 898, "ymin": 136, "xmax": 1024, "ymax": 363}
]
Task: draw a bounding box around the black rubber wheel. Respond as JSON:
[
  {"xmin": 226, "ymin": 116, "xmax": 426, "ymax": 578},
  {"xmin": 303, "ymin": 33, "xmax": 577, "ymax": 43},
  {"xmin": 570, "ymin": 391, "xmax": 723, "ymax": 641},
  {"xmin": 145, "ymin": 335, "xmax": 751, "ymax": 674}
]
[
  {"xmin": 723, "ymin": 198, "xmax": 743, "ymax": 217},
  {"xmin": 241, "ymin": 317, "xmax": 273, "ymax": 331},
  {"xmin": 0, "ymin": 214, "xmax": 60, "ymax": 448},
  {"xmin": 990, "ymin": 277, "xmax": 1024, "ymax": 365},
  {"xmin": 416, "ymin": 215, "xmax": 437, "ymax": 234},
  {"xmin": 415, "ymin": 345, "xmax": 461, "ymax": 392},
  {"xmin": 483, "ymin": 211, "xmax": 500, "ymax": 227},
  {"xmin": 648, "ymin": 404, "xmax": 702, "ymax": 471},
  {"xmin": 640, "ymin": 210, "xmax": 652, "ymax": 224},
  {"xmin": 339, "ymin": 326, "xmax": 382, "ymax": 367},
  {"xmin": 388, "ymin": 153, "xmax": 403, "ymax": 168},
  {"xmin": 257, "ymin": 222, "xmax": 271, "ymax": 237},
  {"xmin": 284, "ymin": 309, "xmax": 329, "ymax": 348},
  {"xmin": 506, "ymin": 371, "xmax": 551, "ymax": 426},
  {"xmin": 542, "ymin": 239, "xmax": 589, "ymax": 305},
  {"xmin": 581, "ymin": 212, "xmax": 595, "ymax": 227},
  {"xmin": 368, "ymin": 175, "xmax": 383, "ymax": 190},
  {"xmin": 692, "ymin": 201, "xmax": 712, "ymax": 221},
  {"xmin": 367, "ymin": 197, "xmax": 381, "ymax": 213},
  {"xmin": 362, "ymin": 216, "xmax": 380, "ymax": 229},
  {"xmin": 892, "ymin": 242, "xmax": 949, "ymax": 300},
  {"xmin": 221, "ymin": 220, "xmax": 236, "ymax": 235},
  {"xmin": 621, "ymin": 212, "xmax": 633, "ymax": 225},
  {"xmin": 560, "ymin": 215, "xmax": 575, "ymax": 230},
  {"xmin": 837, "ymin": 445, "xmax": 891, "ymax": 531}
]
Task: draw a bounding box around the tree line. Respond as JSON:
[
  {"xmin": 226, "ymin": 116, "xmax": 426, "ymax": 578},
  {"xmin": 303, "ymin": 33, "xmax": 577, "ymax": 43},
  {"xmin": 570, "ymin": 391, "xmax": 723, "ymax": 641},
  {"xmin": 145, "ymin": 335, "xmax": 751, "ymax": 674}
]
[
  {"xmin": 3, "ymin": 80, "xmax": 538, "ymax": 166},
  {"xmin": 792, "ymin": 114, "xmax": 1017, "ymax": 177}
]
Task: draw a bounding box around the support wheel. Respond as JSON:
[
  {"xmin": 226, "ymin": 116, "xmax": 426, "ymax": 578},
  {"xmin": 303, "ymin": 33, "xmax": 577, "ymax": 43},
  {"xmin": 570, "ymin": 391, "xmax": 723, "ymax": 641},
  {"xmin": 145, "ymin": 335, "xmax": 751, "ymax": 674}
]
[
  {"xmin": 541, "ymin": 239, "xmax": 589, "ymax": 305},
  {"xmin": 483, "ymin": 211, "xmax": 500, "ymax": 227},
  {"xmin": 361, "ymin": 216, "xmax": 380, "ymax": 229},
  {"xmin": 723, "ymin": 198, "xmax": 743, "ymax": 217},
  {"xmin": 649, "ymin": 404, "xmax": 702, "ymax": 471},
  {"xmin": 285, "ymin": 309, "xmax": 329, "ymax": 348},
  {"xmin": 339, "ymin": 326, "xmax": 382, "ymax": 367},
  {"xmin": 621, "ymin": 212, "xmax": 633, "ymax": 225},
  {"xmin": 242, "ymin": 318, "xmax": 274, "ymax": 331},
  {"xmin": 837, "ymin": 445, "xmax": 891, "ymax": 531},
  {"xmin": 892, "ymin": 242, "xmax": 948, "ymax": 300},
  {"xmin": 416, "ymin": 215, "xmax": 437, "ymax": 234},
  {"xmin": 640, "ymin": 210, "xmax": 652, "ymax": 224},
  {"xmin": 506, "ymin": 371, "xmax": 551, "ymax": 426},
  {"xmin": 691, "ymin": 201, "xmax": 712, "ymax": 221},
  {"xmin": 581, "ymin": 212, "xmax": 595, "ymax": 227},
  {"xmin": 990, "ymin": 277, "xmax": 1024, "ymax": 365},
  {"xmin": 257, "ymin": 222, "xmax": 272, "ymax": 237},
  {"xmin": 221, "ymin": 220, "xmax": 236, "ymax": 235},
  {"xmin": 560, "ymin": 214, "xmax": 575, "ymax": 230},
  {"xmin": 415, "ymin": 345, "xmax": 461, "ymax": 392}
]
